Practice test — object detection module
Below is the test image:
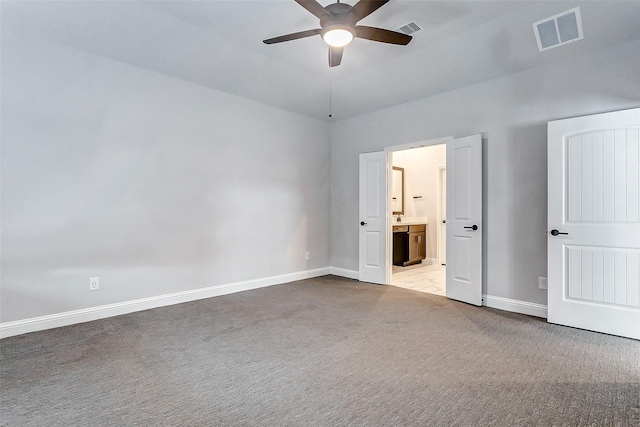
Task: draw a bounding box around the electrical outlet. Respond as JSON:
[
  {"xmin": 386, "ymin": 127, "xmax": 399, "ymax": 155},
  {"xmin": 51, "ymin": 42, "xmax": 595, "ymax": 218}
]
[
  {"xmin": 538, "ymin": 277, "xmax": 548, "ymax": 290},
  {"xmin": 90, "ymin": 277, "xmax": 99, "ymax": 291},
  {"xmin": 305, "ymin": 252, "xmax": 311, "ymax": 260}
]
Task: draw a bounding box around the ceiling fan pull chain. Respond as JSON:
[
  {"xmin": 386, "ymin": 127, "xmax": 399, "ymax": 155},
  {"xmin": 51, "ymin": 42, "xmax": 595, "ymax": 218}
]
[{"xmin": 329, "ymin": 76, "xmax": 333, "ymax": 118}]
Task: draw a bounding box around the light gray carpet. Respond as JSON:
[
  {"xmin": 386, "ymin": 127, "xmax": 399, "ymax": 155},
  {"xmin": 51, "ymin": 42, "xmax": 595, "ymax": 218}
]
[{"xmin": 2, "ymin": 275, "xmax": 639, "ymax": 426}]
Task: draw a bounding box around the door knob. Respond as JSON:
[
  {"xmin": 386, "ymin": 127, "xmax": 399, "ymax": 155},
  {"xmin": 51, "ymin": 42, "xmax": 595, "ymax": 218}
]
[
  {"xmin": 550, "ymin": 229, "xmax": 568, "ymax": 236},
  {"xmin": 360, "ymin": 221, "xmax": 367, "ymax": 226},
  {"xmin": 464, "ymin": 225, "xmax": 478, "ymax": 231},
  {"xmin": 442, "ymin": 220, "xmax": 446, "ymax": 224}
]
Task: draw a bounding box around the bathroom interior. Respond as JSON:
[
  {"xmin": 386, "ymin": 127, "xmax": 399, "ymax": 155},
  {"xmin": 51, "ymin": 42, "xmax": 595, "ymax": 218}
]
[{"xmin": 391, "ymin": 144, "xmax": 446, "ymax": 296}]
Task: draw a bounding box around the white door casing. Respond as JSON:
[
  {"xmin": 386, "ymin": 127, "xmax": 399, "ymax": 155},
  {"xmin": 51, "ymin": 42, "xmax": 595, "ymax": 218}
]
[
  {"xmin": 437, "ymin": 167, "xmax": 447, "ymax": 265},
  {"xmin": 548, "ymin": 108, "xmax": 640, "ymax": 340},
  {"xmin": 359, "ymin": 151, "xmax": 389, "ymax": 285},
  {"xmin": 446, "ymin": 135, "xmax": 483, "ymax": 306}
]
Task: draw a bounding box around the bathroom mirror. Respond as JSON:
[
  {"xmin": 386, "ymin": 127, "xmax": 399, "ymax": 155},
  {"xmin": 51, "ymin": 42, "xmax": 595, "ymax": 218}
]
[{"xmin": 392, "ymin": 166, "xmax": 404, "ymax": 215}]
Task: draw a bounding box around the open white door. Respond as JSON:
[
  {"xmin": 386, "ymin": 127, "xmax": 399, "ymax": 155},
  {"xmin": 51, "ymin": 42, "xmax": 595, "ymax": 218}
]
[
  {"xmin": 446, "ymin": 135, "xmax": 483, "ymax": 305},
  {"xmin": 359, "ymin": 151, "xmax": 388, "ymax": 285},
  {"xmin": 548, "ymin": 108, "xmax": 640, "ymax": 340}
]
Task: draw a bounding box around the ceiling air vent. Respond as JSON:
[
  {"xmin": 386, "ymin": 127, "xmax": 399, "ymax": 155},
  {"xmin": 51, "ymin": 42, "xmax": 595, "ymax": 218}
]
[
  {"xmin": 533, "ymin": 7, "xmax": 583, "ymax": 52},
  {"xmin": 398, "ymin": 21, "xmax": 421, "ymax": 36}
]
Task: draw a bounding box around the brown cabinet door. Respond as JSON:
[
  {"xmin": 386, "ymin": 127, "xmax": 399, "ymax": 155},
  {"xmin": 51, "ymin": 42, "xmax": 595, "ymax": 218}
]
[
  {"xmin": 408, "ymin": 232, "xmax": 426, "ymax": 264},
  {"xmin": 408, "ymin": 232, "xmax": 417, "ymax": 262},
  {"xmin": 398, "ymin": 225, "xmax": 427, "ymax": 266},
  {"xmin": 417, "ymin": 232, "xmax": 426, "ymax": 260}
]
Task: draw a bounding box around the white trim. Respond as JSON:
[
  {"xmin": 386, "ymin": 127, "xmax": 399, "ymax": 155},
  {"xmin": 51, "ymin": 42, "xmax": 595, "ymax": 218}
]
[
  {"xmin": 1, "ymin": 268, "xmax": 550, "ymax": 338},
  {"xmin": 436, "ymin": 165, "xmax": 446, "ymax": 266},
  {"xmin": 386, "ymin": 136, "xmax": 453, "ymax": 152},
  {"xmin": 483, "ymin": 294, "xmax": 547, "ymax": 319},
  {"xmin": 0, "ymin": 267, "xmax": 330, "ymax": 339},
  {"xmin": 385, "ymin": 151, "xmax": 393, "ymax": 286},
  {"xmin": 329, "ymin": 266, "xmax": 359, "ymax": 280}
]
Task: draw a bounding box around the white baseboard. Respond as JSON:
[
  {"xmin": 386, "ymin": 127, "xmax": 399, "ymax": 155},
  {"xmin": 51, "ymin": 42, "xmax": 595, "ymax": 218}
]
[
  {"xmin": 483, "ymin": 294, "xmax": 547, "ymax": 319},
  {"xmin": 1, "ymin": 268, "xmax": 548, "ymax": 338},
  {"xmin": 329, "ymin": 266, "xmax": 359, "ymax": 280},
  {"xmin": 424, "ymin": 258, "xmax": 437, "ymax": 266},
  {"xmin": 0, "ymin": 267, "xmax": 330, "ymax": 339},
  {"xmin": 326, "ymin": 268, "xmax": 548, "ymax": 319}
]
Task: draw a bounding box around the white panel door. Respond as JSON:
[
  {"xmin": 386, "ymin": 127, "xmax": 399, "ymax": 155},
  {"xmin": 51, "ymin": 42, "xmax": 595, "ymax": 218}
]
[
  {"xmin": 548, "ymin": 108, "xmax": 640, "ymax": 339},
  {"xmin": 359, "ymin": 151, "xmax": 388, "ymax": 285},
  {"xmin": 446, "ymin": 135, "xmax": 483, "ymax": 305}
]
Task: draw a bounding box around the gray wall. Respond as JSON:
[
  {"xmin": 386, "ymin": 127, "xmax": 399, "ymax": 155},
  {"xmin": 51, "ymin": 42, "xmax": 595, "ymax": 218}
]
[
  {"xmin": 1, "ymin": 32, "xmax": 330, "ymax": 322},
  {"xmin": 330, "ymin": 40, "xmax": 640, "ymax": 305},
  {"xmin": 2, "ymin": 30, "xmax": 639, "ymax": 325}
]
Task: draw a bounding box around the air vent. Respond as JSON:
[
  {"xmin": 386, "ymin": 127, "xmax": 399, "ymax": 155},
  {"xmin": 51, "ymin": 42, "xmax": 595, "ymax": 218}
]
[
  {"xmin": 398, "ymin": 21, "xmax": 421, "ymax": 36},
  {"xmin": 533, "ymin": 7, "xmax": 583, "ymax": 52}
]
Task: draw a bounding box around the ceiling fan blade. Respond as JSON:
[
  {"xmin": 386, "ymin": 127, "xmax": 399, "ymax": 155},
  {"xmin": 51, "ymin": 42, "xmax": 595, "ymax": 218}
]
[
  {"xmin": 350, "ymin": 0, "xmax": 390, "ymax": 22},
  {"xmin": 295, "ymin": 0, "xmax": 329, "ymax": 19},
  {"xmin": 329, "ymin": 46, "xmax": 343, "ymax": 67},
  {"xmin": 263, "ymin": 28, "xmax": 322, "ymax": 44},
  {"xmin": 355, "ymin": 26, "xmax": 412, "ymax": 45}
]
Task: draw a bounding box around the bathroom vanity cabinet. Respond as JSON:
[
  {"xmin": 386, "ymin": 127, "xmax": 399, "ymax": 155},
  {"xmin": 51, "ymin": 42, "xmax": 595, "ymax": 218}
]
[{"xmin": 393, "ymin": 224, "xmax": 426, "ymax": 266}]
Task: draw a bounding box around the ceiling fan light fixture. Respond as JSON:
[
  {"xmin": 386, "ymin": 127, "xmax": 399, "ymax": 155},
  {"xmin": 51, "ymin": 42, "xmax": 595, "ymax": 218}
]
[
  {"xmin": 264, "ymin": 0, "xmax": 413, "ymax": 67},
  {"xmin": 322, "ymin": 26, "xmax": 355, "ymax": 47}
]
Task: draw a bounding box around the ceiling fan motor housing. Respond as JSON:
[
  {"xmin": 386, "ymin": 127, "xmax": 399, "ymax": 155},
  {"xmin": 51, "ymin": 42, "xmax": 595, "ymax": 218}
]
[
  {"xmin": 320, "ymin": 2, "xmax": 357, "ymax": 41},
  {"xmin": 321, "ymin": 3, "xmax": 356, "ymax": 27}
]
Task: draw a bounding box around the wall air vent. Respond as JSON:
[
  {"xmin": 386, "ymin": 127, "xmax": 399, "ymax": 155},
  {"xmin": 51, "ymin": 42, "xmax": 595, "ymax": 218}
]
[
  {"xmin": 398, "ymin": 21, "xmax": 422, "ymax": 36},
  {"xmin": 533, "ymin": 7, "xmax": 583, "ymax": 52}
]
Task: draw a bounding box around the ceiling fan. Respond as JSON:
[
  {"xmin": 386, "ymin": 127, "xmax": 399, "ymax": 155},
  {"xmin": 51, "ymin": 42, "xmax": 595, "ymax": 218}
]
[{"xmin": 263, "ymin": 0, "xmax": 412, "ymax": 67}]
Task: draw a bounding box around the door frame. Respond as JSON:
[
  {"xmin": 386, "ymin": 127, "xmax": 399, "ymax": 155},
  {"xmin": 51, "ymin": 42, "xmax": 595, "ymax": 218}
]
[
  {"xmin": 385, "ymin": 137, "xmax": 453, "ymax": 283},
  {"xmin": 436, "ymin": 165, "xmax": 447, "ymax": 266}
]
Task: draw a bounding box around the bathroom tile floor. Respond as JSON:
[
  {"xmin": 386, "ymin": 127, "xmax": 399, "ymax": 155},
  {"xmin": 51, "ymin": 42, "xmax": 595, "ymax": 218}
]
[{"xmin": 391, "ymin": 263, "xmax": 446, "ymax": 296}]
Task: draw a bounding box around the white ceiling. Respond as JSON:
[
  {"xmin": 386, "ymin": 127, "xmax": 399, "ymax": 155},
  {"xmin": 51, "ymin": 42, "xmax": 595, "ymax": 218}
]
[{"xmin": 3, "ymin": 1, "xmax": 640, "ymax": 120}]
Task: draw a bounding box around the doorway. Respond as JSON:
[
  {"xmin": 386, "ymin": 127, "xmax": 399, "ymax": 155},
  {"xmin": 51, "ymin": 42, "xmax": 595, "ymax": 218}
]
[
  {"xmin": 359, "ymin": 134, "xmax": 483, "ymax": 305},
  {"xmin": 390, "ymin": 144, "xmax": 446, "ymax": 296}
]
